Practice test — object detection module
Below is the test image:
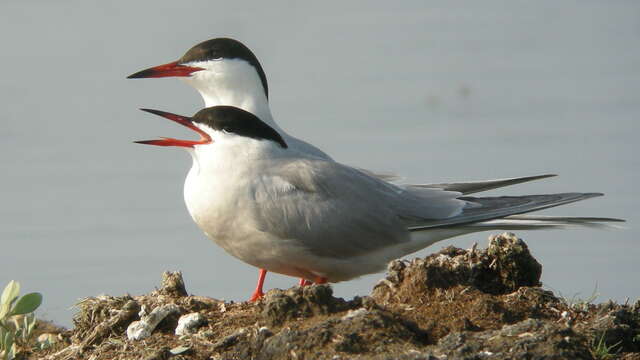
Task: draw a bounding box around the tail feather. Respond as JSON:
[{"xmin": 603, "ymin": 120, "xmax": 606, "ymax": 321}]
[
  {"xmin": 408, "ymin": 192, "xmax": 608, "ymax": 231},
  {"xmin": 504, "ymin": 215, "xmax": 625, "ymax": 223},
  {"xmin": 462, "ymin": 215, "xmax": 625, "ymax": 230}
]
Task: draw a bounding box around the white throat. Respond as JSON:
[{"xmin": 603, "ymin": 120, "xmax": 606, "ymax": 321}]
[{"xmin": 181, "ymin": 59, "xmax": 279, "ymax": 131}]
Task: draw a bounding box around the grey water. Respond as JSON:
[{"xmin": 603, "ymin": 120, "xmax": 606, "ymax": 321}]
[{"xmin": 1, "ymin": 1, "xmax": 638, "ymax": 327}]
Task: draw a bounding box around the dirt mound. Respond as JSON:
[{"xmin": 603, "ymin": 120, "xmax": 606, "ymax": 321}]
[
  {"xmin": 33, "ymin": 233, "xmax": 640, "ymax": 360},
  {"xmin": 373, "ymin": 232, "xmax": 542, "ymax": 296}
]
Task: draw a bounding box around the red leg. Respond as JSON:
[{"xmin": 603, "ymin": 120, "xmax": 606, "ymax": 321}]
[
  {"xmin": 249, "ymin": 269, "xmax": 267, "ymax": 302},
  {"xmin": 298, "ymin": 278, "xmax": 312, "ymax": 287},
  {"xmin": 314, "ymin": 276, "xmax": 328, "ymax": 284}
]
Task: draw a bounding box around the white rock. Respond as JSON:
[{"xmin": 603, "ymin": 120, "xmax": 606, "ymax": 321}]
[
  {"xmin": 341, "ymin": 308, "xmax": 368, "ymax": 321},
  {"xmin": 36, "ymin": 333, "xmax": 57, "ymax": 345},
  {"xmin": 126, "ymin": 320, "xmax": 150, "ymax": 341},
  {"xmin": 126, "ymin": 303, "xmax": 180, "ymax": 340},
  {"xmin": 175, "ymin": 312, "xmax": 205, "ymax": 336}
]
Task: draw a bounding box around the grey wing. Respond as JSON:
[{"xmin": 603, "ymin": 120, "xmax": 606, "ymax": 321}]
[
  {"xmin": 359, "ymin": 170, "xmax": 556, "ymax": 194},
  {"xmin": 250, "ymin": 159, "xmax": 466, "ymax": 259},
  {"xmin": 355, "ymin": 167, "xmax": 404, "ymax": 183},
  {"xmin": 410, "ymin": 174, "xmax": 557, "ymax": 194}
]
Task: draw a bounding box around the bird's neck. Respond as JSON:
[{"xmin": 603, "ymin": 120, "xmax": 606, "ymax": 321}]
[
  {"xmin": 181, "ymin": 59, "xmax": 281, "ymax": 131},
  {"xmin": 199, "ymin": 88, "xmax": 278, "ymax": 130}
]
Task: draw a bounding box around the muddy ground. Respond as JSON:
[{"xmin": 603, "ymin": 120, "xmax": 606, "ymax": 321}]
[{"xmin": 26, "ymin": 233, "xmax": 640, "ymax": 359}]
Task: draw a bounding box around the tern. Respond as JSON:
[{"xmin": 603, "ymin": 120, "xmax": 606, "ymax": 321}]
[
  {"xmin": 127, "ymin": 37, "xmax": 570, "ymax": 294},
  {"xmin": 134, "ymin": 105, "xmax": 622, "ymax": 301}
]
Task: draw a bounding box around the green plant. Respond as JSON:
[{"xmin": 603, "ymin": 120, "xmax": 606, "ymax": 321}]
[
  {"xmin": 590, "ymin": 332, "xmax": 622, "ymax": 360},
  {"xmin": 0, "ymin": 281, "xmax": 43, "ymax": 360}
]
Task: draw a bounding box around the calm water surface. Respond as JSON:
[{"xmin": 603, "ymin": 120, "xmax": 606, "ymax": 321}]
[{"xmin": 1, "ymin": 2, "xmax": 638, "ymax": 326}]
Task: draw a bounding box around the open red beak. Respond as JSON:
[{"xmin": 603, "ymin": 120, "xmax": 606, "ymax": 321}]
[
  {"xmin": 127, "ymin": 61, "xmax": 205, "ymax": 79},
  {"xmin": 135, "ymin": 109, "xmax": 212, "ymax": 148}
]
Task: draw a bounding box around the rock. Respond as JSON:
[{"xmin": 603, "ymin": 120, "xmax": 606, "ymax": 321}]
[
  {"xmin": 36, "ymin": 333, "xmax": 58, "ymax": 347},
  {"xmin": 127, "ymin": 304, "xmax": 181, "ymax": 340},
  {"xmin": 485, "ymin": 232, "xmax": 542, "ymax": 292},
  {"xmin": 433, "ymin": 319, "xmax": 593, "ymax": 359},
  {"xmin": 341, "ymin": 308, "xmax": 368, "ymax": 321},
  {"xmin": 257, "ymin": 308, "xmax": 426, "ymax": 359},
  {"xmin": 371, "ymin": 232, "xmax": 544, "ymax": 314},
  {"xmin": 373, "ymin": 232, "xmax": 541, "ymax": 302},
  {"xmin": 156, "ymin": 271, "xmax": 188, "ymax": 297},
  {"xmin": 260, "ymin": 284, "xmax": 353, "ymax": 327},
  {"xmin": 213, "ymin": 328, "xmax": 248, "ymax": 350},
  {"xmin": 174, "ymin": 312, "xmax": 205, "ymax": 335}
]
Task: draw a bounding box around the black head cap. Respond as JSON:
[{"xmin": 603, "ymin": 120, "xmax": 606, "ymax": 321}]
[
  {"xmin": 192, "ymin": 106, "xmax": 287, "ymax": 149},
  {"xmin": 179, "ymin": 38, "xmax": 269, "ymax": 98}
]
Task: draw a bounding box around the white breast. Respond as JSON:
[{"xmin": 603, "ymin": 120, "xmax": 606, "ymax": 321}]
[{"xmin": 182, "ymin": 143, "xmax": 307, "ymax": 273}]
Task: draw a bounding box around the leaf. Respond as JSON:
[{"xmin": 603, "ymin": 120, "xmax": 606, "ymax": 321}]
[
  {"xmin": 0, "ymin": 328, "xmax": 5, "ymax": 348},
  {"xmin": 7, "ymin": 343, "xmax": 16, "ymax": 360},
  {"xmin": 27, "ymin": 315, "xmax": 37, "ymax": 335},
  {"xmin": 0, "ymin": 304, "xmax": 10, "ymax": 320},
  {"xmin": 3, "ymin": 331, "xmax": 13, "ymax": 354},
  {"xmin": 10, "ymin": 293, "xmax": 42, "ymax": 316},
  {"xmin": 0, "ymin": 282, "xmax": 19, "ymax": 307}
]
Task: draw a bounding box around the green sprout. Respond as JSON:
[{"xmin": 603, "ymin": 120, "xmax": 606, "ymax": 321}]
[
  {"xmin": 0, "ymin": 281, "xmax": 43, "ymax": 360},
  {"xmin": 590, "ymin": 332, "xmax": 622, "ymax": 360}
]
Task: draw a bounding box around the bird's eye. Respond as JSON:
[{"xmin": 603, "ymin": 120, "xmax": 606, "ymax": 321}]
[{"xmin": 222, "ymin": 126, "xmax": 233, "ymax": 134}]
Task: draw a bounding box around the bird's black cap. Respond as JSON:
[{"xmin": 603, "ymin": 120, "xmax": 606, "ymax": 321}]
[
  {"xmin": 180, "ymin": 38, "xmax": 269, "ymax": 98},
  {"xmin": 193, "ymin": 106, "xmax": 286, "ymax": 148}
]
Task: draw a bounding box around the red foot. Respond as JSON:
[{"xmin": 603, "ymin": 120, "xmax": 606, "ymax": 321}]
[
  {"xmin": 298, "ymin": 278, "xmax": 312, "ymax": 287},
  {"xmin": 314, "ymin": 276, "xmax": 328, "ymax": 284},
  {"xmin": 248, "ymin": 289, "xmax": 264, "ymax": 302},
  {"xmin": 249, "ymin": 269, "xmax": 268, "ymax": 302}
]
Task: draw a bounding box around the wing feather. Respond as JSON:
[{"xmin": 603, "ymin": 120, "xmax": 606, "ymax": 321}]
[
  {"xmin": 410, "ymin": 174, "xmax": 556, "ymax": 194},
  {"xmin": 250, "ymin": 158, "xmax": 464, "ymax": 259}
]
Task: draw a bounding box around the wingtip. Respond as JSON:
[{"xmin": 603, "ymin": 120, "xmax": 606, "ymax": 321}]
[{"xmin": 532, "ymin": 174, "xmax": 557, "ymax": 180}]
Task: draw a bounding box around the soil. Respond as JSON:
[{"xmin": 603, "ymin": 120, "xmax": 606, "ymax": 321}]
[{"xmin": 25, "ymin": 233, "xmax": 640, "ymax": 360}]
